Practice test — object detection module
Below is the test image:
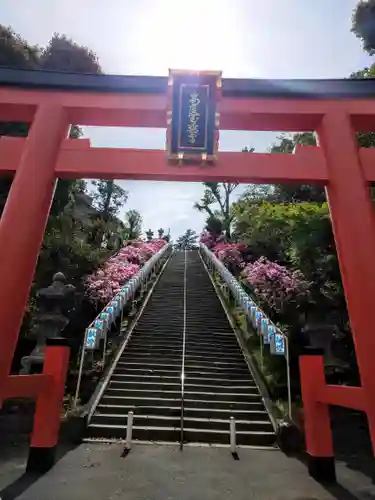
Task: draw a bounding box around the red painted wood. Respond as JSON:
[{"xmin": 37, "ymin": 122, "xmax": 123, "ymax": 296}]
[
  {"xmin": 0, "ymin": 138, "xmax": 328, "ymax": 183},
  {"xmin": 56, "ymin": 146, "xmax": 327, "ymax": 183},
  {"xmin": 321, "ymin": 386, "xmax": 365, "ymax": 411},
  {"xmin": 1, "ymin": 81, "xmax": 375, "ymax": 462},
  {"xmin": 317, "ymin": 111, "xmax": 375, "ymax": 453},
  {"xmin": 2, "ymin": 86, "xmax": 375, "ymax": 130},
  {"xmin": 299, "ymin": 355, "xmax": 334, "ymax": 458},
  {"xmin": 0, "ymin": 104, "xmax": 68, "ymax": 388},
  {"xmin": 3, "ymin": 374, "xmax": 50, "ymax": 399},
  {"xmin": 31, "ymin": 345, "xmax": 70, "ymax": 448}
]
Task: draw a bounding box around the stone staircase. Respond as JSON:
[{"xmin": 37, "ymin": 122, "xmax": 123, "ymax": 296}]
[{"xmin": 86, "ymin": 250, "xmax": 275, "ymax": 447}]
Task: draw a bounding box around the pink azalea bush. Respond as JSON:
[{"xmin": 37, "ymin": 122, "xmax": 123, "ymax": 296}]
[
  {"xmin": 199, "ymin": 230, "xmax": 216, "ymax": 249},
  {"xmin": 116, "ymin": 239, "xmax": 165, "ymax": 265},
  {"xmin": 86, "ymin": 239, "xmax": 166, "ymax": 303},
  {"xmin": 212, "ymin": 242, "xmax": 245, "ymax": 272},
  {"xmin": 201, "ymin": 234, "xmax": 311, "ymax": 316},
  {"xmin": 242, "ymin": 257, "xmax": 311, "ymax": 314}
]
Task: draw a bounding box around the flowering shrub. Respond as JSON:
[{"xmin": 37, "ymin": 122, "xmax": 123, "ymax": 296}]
[
  {"xmin": 199, "ymin": 230, "xmax": 216, "ymax": 249},
  {"xmin": 116, "ymin": 239, "xmax": 165, "ymax": 265},
  {"xmin": 212, "ymin": 243, "xmax": 245, "ymax": 273},
  {"xmin": 85, "ymin": 239, "xmax": 166, "ymax": 303},
  {"xmin": 242, "ymin": 257, "xmax": 311, "ymax": 314}
]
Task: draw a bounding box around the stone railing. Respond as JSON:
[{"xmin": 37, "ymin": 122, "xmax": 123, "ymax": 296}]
[
  {"xmin": 73, "ymin": 242, "xmax": 172, "ymax": 406},
  {"xmin": 199, "ymin": 242, "xmax": 291, "ymax": 418}
]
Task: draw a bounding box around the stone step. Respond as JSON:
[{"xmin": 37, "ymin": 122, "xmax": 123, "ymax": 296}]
[
  {"xmin": 184, "ymin": 406, "xmax": 269, "ymax": 421},
  {"xmin": 182, "ymin": 428, "xmax": 275, "ymax": 447},
  {"xmin": 121, "ymin": 352, "xmax": 182, "ymax": 361},
  {"xmin": 116, "ymin": 360, "xmax": 182, "ymax": 369},
  {"xmin": 137, "ymin": 319, "xmax": 184, "ymax": 326},
  {"xmin": 87, "ymin": 250, "xmax": 274, "ymax": 447},
  {"xmin": 123, "ymin": 349, "xmax": 243, "ymax": 362},
  {"xmin": 185, "ymin": 350, "xmax": 244, "ymax": 359},
  {"xmin": 184, "ymin": 364, "xmax": 250, "ymax": 375},
  {"xmin": 185, "ymin": 353, "xmax": 245, "ymax": 362},
  {"xmin": 129, "ymin": 338, "xmax": 238, "ymax": 349},
  {"xmin": 87, "ymin": 423, "xmax": 179, "ymax": 442},
  {"xmin": 97, "ymin": 403, "xmax": 269, "ymax": 421},
  {"xmin": 111, "ymin": 373, "xmax": 181, "ymax": 383},
  {"xmin": 91, "ymin": 413, "xmax": 272, "ymax": 433},
  {"xmin": 87, "ymin": 423, "xmax": 275, "ymax": 446},
  {"xmin": 116, "ymin": 360, "xmax": 250, "ymax": 374},
  {"xmin": 125, "ymin": 347, "xmax": 183, "ymax": 356},
  {"xmin": 100, "ymin": 395, "xmax": 181, "ymax": 407},
  {"xmin": 90, "ymin": 413, "xmax": 181, "ymax": 429},
  {"xmin": 184, "ymin": 358, "xmax": 248, "ymax": 368},
  {"xmin": 185, "ymin": 344, "xmax": 242, "ymax": 353},
  {"xmin": 106, "ymin": 387, "xmax": 261, "ymax": 403},
  {"xmin": 111, "ymin": 373, "xmax": 255, "ymax": 386},
  {"xmin": 100, "ymin": 394, "xmax": 265, "ymax": 412},
  {"xmin": 114, "ymin": 367, "xmax": 252, "ymax": 380},
  {"xmin": 109, "ymin": 379, "xmax": 259, "ymax": 394},
  {"xmin": 97, "ymin": 404, "xmax": 180, "ymax": 416}
]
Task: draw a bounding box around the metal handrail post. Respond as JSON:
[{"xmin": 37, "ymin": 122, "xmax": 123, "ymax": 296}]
[
  {"xmin": 180, "ymin": 249, "xmax": 187, "ymax": 451},
  {"xmin": 102, "ymin": 324, "xmax": 108, "ymax": 366},
  {"xmin": 286, "ymin": 338, "xmax": 292, "ymax": 420},
  {"xmin": 73, "ymin": 344, "xmax": 86, "ymax": 407}
]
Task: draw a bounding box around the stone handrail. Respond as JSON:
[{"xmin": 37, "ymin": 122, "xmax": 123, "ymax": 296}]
[
  {"xmin": 84, "ymin": 243, "xmax": 172, "ymax": 350},
  {"xmin": 199, "ymin": 243, "xmax": 287, "ymax": 356}
]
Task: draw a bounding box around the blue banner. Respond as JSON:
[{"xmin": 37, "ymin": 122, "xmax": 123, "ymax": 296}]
[
  {"xmin": 275, "ymin": 333, "xmax": 286, "ymax": 355},
  {"xmin": 85, "ymin": 328, "xmax": 99, "ymax": 350}
]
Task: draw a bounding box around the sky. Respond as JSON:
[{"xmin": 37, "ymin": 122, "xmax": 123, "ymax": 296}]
[{"xmin": 0, "ymin": 0, "xmax": 372, "ymax": 239}]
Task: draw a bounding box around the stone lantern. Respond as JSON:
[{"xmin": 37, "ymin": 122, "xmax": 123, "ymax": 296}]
[{"xmin": 20, "ymin": 272, "xmax": 75, "ymax": 374}]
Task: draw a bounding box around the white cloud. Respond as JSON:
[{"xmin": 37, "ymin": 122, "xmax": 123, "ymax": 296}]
[{"xmin": 119, "ymin": 180, "xmax": 206, "ymax": 239}]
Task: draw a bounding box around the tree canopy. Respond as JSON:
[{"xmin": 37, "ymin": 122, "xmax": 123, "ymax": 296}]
[
  {"xmin": 194, "ymin": 182, "xmax": 239, "ymax": 240},
  {"xmin": 352, "ymin": 0, "xmax": 375, "ymax": 54},
  {"xmin": 175, "ymin": 229, "xmax": 198, "ymax": 249},
  {"xmin": 0, "ymin": 25, "xmax": 139, "ymax": 344}
]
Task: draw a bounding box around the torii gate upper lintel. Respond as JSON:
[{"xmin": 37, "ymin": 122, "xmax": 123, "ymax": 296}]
[{"xmin": 0, "ymin": 67, "xmax": 375, "ymax": 479}]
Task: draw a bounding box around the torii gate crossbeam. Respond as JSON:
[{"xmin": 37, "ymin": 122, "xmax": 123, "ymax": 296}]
[{"xmin": 0, "ymin": 68, "xmax": 375, "ymax": 479}]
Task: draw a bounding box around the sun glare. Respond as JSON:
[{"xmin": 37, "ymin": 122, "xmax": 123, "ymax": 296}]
[{"xmin": 132, "ymin": 0, "xmax": 244, "ymax": 75}]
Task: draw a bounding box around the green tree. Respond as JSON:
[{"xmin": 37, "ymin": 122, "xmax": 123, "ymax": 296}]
[
  {"xmin": 270, "ymin": 133, "xmax": 326, "ymax": 203},
  {"xmin": 204, "ymin": 215, "xmax": 223, "ymax": 239},
  {"xmin": 350, "ymin": 64, "xmax": 375, "ymax": 151},
  {"xmin": 39, "ymin": 34, "xmax": 101, "ymax": 73},
  {"xmin": 124, "ymin": 209, "xmax": 143, "ymax": 240},
  {"xmin": 0, "ymin": 26, "xmax": 110, "ymax": 341},
  {"xmin": 90, "ymin": 180, "xmax": 128, "ymax": 247},
  {"xmin": 194, "ymin": 182, "xmax": 238, "ymax": 240},
  {"xmin": 238, "ymin": 184, "xmax": 274, "ymax": 205},
  {"xmin": 91, "ymin": 180, "xmax": 128, "ymax": 219},
  {"xmin": 175, "ymin": 229, "xmax": 198, "ymax": 249},
  {"xmin": 352, "ymin": 0, "xmax": 375, "ymax": 54},
  {"xmin": 233, "ymin": 197, "xmax": 347, "ymax": 320},
  {"xmin": 0, "ymin": 25, "xmax": 39, "ymax": 69},
  {"xmin": 194, "ymin": 148, "xmax": 254, "ymax": 240},
  {"xmin": 0, "ymin": 26, "xmax": 102, "ymax": 221}
]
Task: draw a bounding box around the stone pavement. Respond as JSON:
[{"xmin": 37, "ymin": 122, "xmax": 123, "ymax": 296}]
[{"xmin": 1, "ymin": 442, "xmax": 375, "ymax": 500}]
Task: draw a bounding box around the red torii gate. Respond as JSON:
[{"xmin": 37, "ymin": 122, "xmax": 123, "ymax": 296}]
[{"xmin": 1, "ymin": 68, "xmax": 375, "ymax": 479}]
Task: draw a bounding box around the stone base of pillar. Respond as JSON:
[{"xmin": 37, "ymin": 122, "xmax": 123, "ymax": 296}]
[
  {"xmin": 308, "ymin": 455, "xmax": 336, "ymax": 483},
  {"xmin": 26, "ymin": 446, "xmax": 56, "ymax": 474}
]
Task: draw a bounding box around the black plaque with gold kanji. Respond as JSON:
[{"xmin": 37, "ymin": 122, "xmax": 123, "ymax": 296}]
[{"xmin": 166, "ymin": 70, "xmax": 221, "ymax": 163}]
